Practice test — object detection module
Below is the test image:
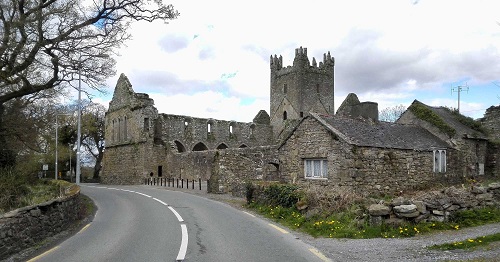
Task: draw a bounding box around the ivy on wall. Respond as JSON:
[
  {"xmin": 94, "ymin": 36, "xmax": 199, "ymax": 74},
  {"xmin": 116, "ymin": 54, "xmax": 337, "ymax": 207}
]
[{"xmin": 408, "ymin": 102, "xmax": 456, "ymax": 138}]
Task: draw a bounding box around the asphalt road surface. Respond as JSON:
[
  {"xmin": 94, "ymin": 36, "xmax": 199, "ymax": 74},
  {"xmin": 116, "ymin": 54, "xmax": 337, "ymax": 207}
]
[{"xmin": 29, "ymin": 184, "xmax": 330, "ymax": 262}]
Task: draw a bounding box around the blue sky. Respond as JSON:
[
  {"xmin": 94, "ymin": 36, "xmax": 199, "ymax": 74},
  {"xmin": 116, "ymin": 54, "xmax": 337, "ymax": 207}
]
[{"xmin": 90, "ymin": 0, "xmax": 500, "ymax": 121}]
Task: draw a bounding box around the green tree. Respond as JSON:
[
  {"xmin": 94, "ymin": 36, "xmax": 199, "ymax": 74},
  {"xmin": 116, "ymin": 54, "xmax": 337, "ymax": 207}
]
[{"xmin": 0, "ymin": 0, "xmax": 179, "ymax": 167}]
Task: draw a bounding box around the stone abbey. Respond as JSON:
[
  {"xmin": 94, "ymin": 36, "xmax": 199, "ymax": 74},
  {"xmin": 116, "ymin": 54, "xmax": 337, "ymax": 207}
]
[{"xmin": 101, "ymin": 47, "xmax": 499, "ymax": 196}]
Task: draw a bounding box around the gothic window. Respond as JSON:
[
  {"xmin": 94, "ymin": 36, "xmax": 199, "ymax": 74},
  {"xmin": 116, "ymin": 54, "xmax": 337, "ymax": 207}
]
[
  {"xmin": 216, "ymin": 143, "xmax": 228, "ymax": 150},
  {"xmin": 193, "ymin": 142, "xmax": 208, "ymax": 151},
  {"xmin": 123, "ymin": 116, "xmax": 128, "ymax": 140},
  {"xmin": 144, "ymin": 117, "xmax": 150, "ymax": 132},
  {"xmin": 207, "ymin": 123, "xmax": 212, "ymax": 133},
  {"xmin": 174, "ymin": 140, "xmax": 186, "ymax": 153},
  {"xmin": 112, "ymin": 119, "xmax": 115, "ymax": 142},
  {"xmin": 304, "ymin": 159, "xmax": 328, "ymax": 179},
  {"xmin": 118, "ymin": 118, "xmax": 122, "ymax": 141},
  {"xmin": 229, "ymin": 125, "xmax": 233, "ymax": 134},
  {"xmin": 250, "ymin": 123, "xmax": 255, "ymax": 136},
  {"xmin": 433, "ymin": 150, "xmax": 446, "ymax": 173}
]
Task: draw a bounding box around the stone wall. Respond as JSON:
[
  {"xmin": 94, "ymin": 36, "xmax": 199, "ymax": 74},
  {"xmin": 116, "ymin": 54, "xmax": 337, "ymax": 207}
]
[
  {"xmin": 279, "ymin": 117, "xmax": 463, "ymax": 196},
  {"xmin": 211, "ymin": 146, "xmax": 279, "ymax": 196},
  {"xmin": 368, "ymin": 183, "xmax": 500, "ymax": 225},
  {"xmin": 0, "ymin": 188, "xmax": 81, "ymax": 260}
]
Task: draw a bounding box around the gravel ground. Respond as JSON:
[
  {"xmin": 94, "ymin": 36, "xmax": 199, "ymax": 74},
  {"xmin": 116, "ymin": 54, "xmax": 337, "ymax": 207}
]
[{"xmin": 156, "ymin": 184, "xmax": 500, "ymax": 262}]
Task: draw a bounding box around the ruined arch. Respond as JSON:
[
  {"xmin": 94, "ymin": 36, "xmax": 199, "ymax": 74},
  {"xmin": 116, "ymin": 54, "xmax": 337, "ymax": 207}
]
[
  {"xmin": 239, "ymin": 144, "xmax": 248, "ymax": 148},
  {"xmin": 216, "ymin": 143, "xmax": 228, "ymax": 150},
  {"xmin": 174, "ymin": 140, "xmax": 186, "ymax": 153},
  {"xmin": 193, "ymin": 142, "xmax": 209, "ymax": 151}
]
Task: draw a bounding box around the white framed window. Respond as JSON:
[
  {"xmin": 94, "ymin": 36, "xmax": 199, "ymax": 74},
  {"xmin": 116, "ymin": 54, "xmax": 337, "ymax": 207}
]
[
  {"xmin": 433, "ymin": 149, "xmax": 446, "ymax": 173},
  {"xmin": 304, "ymin": 159, "xmax": 328, "ymax": 179}
]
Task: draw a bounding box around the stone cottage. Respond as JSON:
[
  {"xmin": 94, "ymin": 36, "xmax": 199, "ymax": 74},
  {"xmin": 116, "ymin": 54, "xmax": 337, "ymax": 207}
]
[
  {"xmin": 277, "ymin": 111, "xmax": 459, "ymax": 195},
  {"xmin": 397, "ymin": 100, "xmax": 489, "ymax": 177},
  {"xmin": 101, "ymin": 46, "xmax": 498, "ymax": 196}
]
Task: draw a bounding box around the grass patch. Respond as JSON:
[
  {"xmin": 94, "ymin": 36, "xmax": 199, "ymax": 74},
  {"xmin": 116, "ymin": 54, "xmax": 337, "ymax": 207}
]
[
  {"xmin": 430, "ymin": 233, "xmax": 500, "ymax": 250},
  {"xmin": 1, "ymin": 167, "xmax": 79, "ymax": 213},
  {"xmin": 408, "ymin": 101, "xmax": 456, "ymax": 137},
  {"xmin": 245, "ymin": 202, "xmax": 500, "ymax": 239}
]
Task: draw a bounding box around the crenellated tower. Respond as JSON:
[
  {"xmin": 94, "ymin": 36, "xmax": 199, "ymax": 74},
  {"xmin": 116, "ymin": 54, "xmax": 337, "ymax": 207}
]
[{"xmin": 270, "ymin": 46, "xmax": 335, "ymax": 139}]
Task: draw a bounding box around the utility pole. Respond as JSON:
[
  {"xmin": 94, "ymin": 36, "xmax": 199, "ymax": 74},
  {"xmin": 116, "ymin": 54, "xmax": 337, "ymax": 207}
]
[{"xmin": 451, "ymin": 83, "xmax": 469, "ymax": 113}]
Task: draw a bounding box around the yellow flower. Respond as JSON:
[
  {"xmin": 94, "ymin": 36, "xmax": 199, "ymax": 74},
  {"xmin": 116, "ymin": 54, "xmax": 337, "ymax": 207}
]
[{"xmin": 468, "ymin": 239, "xmax": 474, "ymax": 243}]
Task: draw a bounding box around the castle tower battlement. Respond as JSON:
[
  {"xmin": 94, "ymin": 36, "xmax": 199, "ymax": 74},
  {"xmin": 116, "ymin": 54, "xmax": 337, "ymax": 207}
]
[{"xmin": 269, "ymin": 47, "xmax": 335, "ymax": 139}]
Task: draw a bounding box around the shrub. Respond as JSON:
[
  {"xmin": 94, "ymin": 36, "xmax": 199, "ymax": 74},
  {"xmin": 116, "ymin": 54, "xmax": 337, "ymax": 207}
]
[
  {"xmin": 0, "ymin": 167, "xmax": 31, "ymax": 213},
  {"xmin": 262, "ymin": 184, "xmax": 301, "ymax": 208}
]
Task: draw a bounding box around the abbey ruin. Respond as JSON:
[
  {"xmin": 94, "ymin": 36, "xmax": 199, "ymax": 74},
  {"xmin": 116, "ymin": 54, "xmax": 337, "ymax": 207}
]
[{"xmin": 101, "ymin": 47, "xmax": 499, "ymax": 196}]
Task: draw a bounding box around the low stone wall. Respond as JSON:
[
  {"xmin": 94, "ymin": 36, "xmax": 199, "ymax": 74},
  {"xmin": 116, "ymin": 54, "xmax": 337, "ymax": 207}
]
[
  {"xmin": 0, "ymin": 186, "xmax": 81, "ymax": 260},
  {"xmin": 368, "ymin": 183, "xmax": 500, "ymax": 225}
]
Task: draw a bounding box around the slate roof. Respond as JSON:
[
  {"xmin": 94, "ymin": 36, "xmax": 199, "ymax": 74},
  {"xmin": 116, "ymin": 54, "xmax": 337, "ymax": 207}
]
[
  {"xmin": 310, "ymin": 112, "xmax": 450, "ymax": 150},
  {"xmin": 415, "ymin": 101, "xmax": 488, "ymax": 140}
]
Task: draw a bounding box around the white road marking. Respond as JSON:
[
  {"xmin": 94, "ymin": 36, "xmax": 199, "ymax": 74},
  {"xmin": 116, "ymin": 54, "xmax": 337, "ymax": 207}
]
[
  {"xmin": 89, "ymin": 186, "xmax": 188, "ymax": 261},
  {"xmin": 168, "ymin": 206, "xmax": 185, "ymax": 222},
  {"xmin": 176, "ymin": 224, "xmax": 189, "ymax": 261},
  {"xmin": 134, "ymin": 192, "xmax": 152, "ymax": 198},
  {"xmin": 153, "ymin": 197, "xmax": 169, "ymax": 206}
]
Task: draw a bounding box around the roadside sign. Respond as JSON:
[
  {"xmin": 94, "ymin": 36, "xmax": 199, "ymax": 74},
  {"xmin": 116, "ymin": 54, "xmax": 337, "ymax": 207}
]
[{"xmin": 43, "ymin": 164, "xmax": 48, "ymax": 171}]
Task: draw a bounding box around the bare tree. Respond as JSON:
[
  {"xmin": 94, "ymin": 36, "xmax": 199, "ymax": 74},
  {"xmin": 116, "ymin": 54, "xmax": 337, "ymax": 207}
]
[
  {"xmin": 80, "ymin": 102, "xmax": 105, "ymax": 180},
  {"xmin": 0, "ymin": 0, "xmax": 179, "ymax": 167},
  {"xmin": 379, "ymin": 104, "xmax": 407, "ymax": 122}
]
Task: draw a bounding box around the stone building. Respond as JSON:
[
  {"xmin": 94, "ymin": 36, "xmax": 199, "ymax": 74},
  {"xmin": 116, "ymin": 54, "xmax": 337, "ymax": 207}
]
[
  {"xmin": 101, "ymin": 46, "xmax": 498, "ymax": 196},
  {"xmin": 278, "ymin": 112, "xmax": 458, "ymax": 195},
  {"xmin": 397, "ymin": 100, "xmax": 489, "ymax": 177}
]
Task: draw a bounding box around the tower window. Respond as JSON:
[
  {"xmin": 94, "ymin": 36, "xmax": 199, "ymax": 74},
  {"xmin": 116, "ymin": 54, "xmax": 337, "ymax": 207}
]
[
  {"xmin": 283, "ymin": 111, "xmax": 287, "ymax": 120},
  {"xmin": 300, "ymin": 112, "xmax": 304, "ymax": 118},
  {"xmin": 283, "ymin": 83, "xmax": 287, "ymax": 94},
  {"xmin": 144, "ymin": 118, "xmax": 150, "ymax": 132}
]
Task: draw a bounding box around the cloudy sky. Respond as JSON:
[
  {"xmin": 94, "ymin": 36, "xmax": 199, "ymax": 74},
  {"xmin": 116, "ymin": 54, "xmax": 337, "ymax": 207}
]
[{"xmin": 92, "ymin": 0, "xmax": 500, "ymax": 122}]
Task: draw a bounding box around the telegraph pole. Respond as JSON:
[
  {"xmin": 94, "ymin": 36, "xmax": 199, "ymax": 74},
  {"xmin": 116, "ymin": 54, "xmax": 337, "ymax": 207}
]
[{"xmin": 451, "ymin": 83, "xmax": 469, "ymax": 113}]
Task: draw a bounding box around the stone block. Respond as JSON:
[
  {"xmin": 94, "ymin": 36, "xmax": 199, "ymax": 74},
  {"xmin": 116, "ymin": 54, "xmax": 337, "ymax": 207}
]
[
  {"xmin": 471, "ymin": 186, "xmax": 487, "ymax": 194},
  {"xmin": 368, "ymin": 204, "xmax": 391, "ymax": 216},
  {"xmin": 393, "ymin": 204, "xmax": 417, "ymax": 214},
  {"xmin": 488, "ymin": 182, "xmax": 500, "ymax": 190},
  {"xmin": 413, "ymin": 201, "xmax": 426, "ymax": 214}
]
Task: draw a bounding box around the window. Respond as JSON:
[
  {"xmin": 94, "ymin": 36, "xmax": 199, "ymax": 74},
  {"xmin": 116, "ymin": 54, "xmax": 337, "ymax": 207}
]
[
  {"xmin": 207, "ymin": 123, "xmax": 212, "ymax": 133},
  {"xmin": 283, "ymin": 83, "xmax": 287, "ymax": 94},
  {"xmin": 283, "ymin": 111, "xmax": 287, "ymax": 120},
  {"xmin": 123, "ymin": 117, "xmax": 128, "ymax": 140},
  {"xmin": 304, "ymin": 159, "xmax": 328, "ymax": 179},
  {"xmin": 144, "ymin": 118, "xmax": 150, "ymax": 132},
  {"xmin": 433, "ymin": 150, "xmax": 446, "ymax": 173}
]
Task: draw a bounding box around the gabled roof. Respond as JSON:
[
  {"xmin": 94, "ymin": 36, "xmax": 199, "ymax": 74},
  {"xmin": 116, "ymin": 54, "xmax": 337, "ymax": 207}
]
[
  {"xmin": 406, "ymin": 100, "xmax": 488, "ymax": 140},
  {"xmin": 303, "ymin": 112, "xmax": 450, "ymax": 150}
]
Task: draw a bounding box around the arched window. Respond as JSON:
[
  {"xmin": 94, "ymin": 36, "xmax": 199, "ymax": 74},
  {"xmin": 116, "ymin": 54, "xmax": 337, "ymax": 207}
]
[
  {"xmin": 283, "ymin": 111, "xmax": 287, "ymax": 120},
  {"xmin": 118, "ymin": 118, "xmax": 122, "ymax": 141},
  {"xmin": 208, "ymin": 122, "xmax": 212, "ymax": 133},
  {"xmin": 216, "ymin": 143, "xmax": 228, "ymax": 150},
  {"xmin": 174, "ymin": 141, "xmax": 186, "ymax": 153},
  {"xmin": 193, "ymin": 142, "xmax": 209, "ymax": 151},
  {"xmin": 123, "ymin": 116, "xmax": 128, "ymax": 140}
]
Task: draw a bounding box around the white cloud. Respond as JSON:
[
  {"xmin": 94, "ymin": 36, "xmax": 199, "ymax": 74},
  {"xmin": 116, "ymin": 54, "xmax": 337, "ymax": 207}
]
[{"xmin": 97, "ymin": 0, "xmax": 500, "ymax": 122}]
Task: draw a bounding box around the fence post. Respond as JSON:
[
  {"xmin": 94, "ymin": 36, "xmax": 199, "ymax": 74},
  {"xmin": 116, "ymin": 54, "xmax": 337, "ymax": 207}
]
[
  {"xmin": 200, "ymin": 179, "xmax": 203, "ymax": 191},
  {"xmin": 181, "ymin": 179, "xmax": 184, "ymax": 188},
  {"xmin": 192, "ymin": 179, "xmax": 194, "ymax": 189},
  {"xmin": 176, "ymin": 178, "xmax": 179, "ymax": 188}
]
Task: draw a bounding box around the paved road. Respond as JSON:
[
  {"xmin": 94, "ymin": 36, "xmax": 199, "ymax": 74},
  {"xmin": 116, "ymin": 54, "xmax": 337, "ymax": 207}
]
[{"xmin": 29, "ymin": 184, "xmax": 330, "ymax": 262}]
